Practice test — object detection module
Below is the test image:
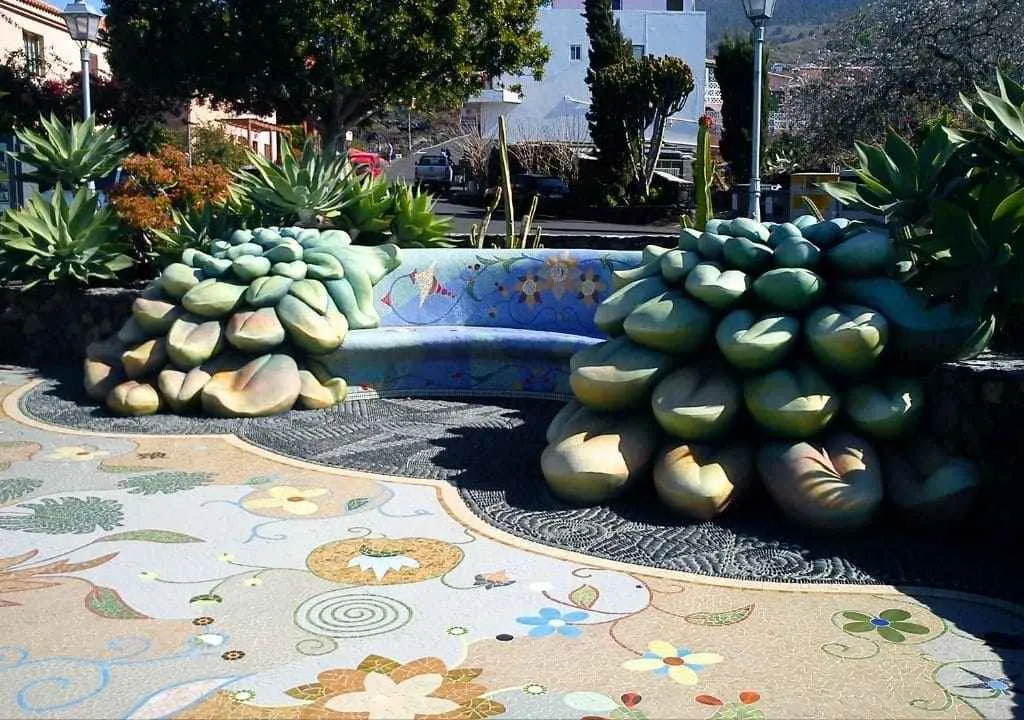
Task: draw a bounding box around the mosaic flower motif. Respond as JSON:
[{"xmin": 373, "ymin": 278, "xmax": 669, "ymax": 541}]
[
  {"xmin": 0, "ymin": 496, "xmax": 123, "ymax": 534},
  {"xmin": 543, "ymin": 255, "xmax": 580, "ymax": 300},
  {"xmin": 446, "ymin": 626, "xmax": 468, "ymax": 636},
  {"xmin": 229, "ymin": 689, "xmax": 256, "ymax": 703},
  {"xmin": 348, "ymin": 546, "xmax": 421, "ymax": 580},
  {"xmin": 515, "ymin": 272, "xmax": 547, "ymax": 308},
  {"xmin": 325, "ymin": 671, "xmax": 459, "ymax": 718},
  {"xmin": 523, "ymin": 683, "xmax": 547, "ymax": 695},
  {"xmin": 841, "ymin": 609, "xmax": 929, "ymax": 643},
  {"xmin": 474, "ymin": 570, "xmax": 515, "ymax": 589},
  {"xmin": 242, "ymin": 485, "xmax": 328, "ymax": 516},
  {"xmin": 623, "ymin": 641, "xmax": 723, "ymax": 685},
  {"xmin": 245, "ymin": 655, "xmax": 506, "ymax": 720},
  {"xmin": 955, "ymin": 668, "xmax": 1015, "ymax": 696},
  {"xmin": 516, "ymin": 607, "xmax": 588, "ymax": 638},
  {"xmin": 577, "ymin": 268, "xmax": 605, "ymax": 307},
  {"xmin": 48, "ymin": 445, "xmax": 110, "ymax": 461}
]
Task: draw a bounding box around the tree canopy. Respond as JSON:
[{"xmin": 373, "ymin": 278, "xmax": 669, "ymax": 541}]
[
  {"xmin": 783, "ymin": 0, "xmax": 1024, "ymax": 168},
  {"xmin": 104, "ymin": 0, "xmax": 551, "ymax": 154}
]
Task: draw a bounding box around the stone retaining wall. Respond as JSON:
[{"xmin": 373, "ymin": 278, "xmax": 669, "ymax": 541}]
[
  {"xmin": 927, "ymin": 353, "xmax": 1024, "ymax": 545},
  {"xmin": 0, "ymin": 284, "xmax": 145, "ymax": 367}
]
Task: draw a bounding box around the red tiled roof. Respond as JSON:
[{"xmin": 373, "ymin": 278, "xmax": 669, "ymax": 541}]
[{"xmin": 18, "ymin": 0, "xmax": 61, "ymax": 17}]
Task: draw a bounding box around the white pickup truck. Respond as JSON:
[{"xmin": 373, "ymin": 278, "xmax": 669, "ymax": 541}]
[{"xmin": 413, "ymin": 154, "xmax": 454, "ymax": 192}]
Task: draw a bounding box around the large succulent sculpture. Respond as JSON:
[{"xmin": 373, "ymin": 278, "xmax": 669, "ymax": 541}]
[
  {"xmin": 84, "ymin": 227, "xmax": 400, "ymax": 417},
  {"xmin": 542, "ymin": 216, "xmax": 988, "ymax": 532}
]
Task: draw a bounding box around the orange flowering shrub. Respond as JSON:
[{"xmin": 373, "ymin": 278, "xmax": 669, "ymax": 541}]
[{"xmin": 110, "ymin": 145, "xmax": 233, "ymax": 232}]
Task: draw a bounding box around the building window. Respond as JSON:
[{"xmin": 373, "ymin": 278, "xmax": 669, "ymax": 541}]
[
  {"xmin": 23, "ymin": 31, "xmax": 43, "ymax": 76},
  {"xmin": 632, "ymin": 44, "xmax": 645, "ymax": 59},
  {"xmin": 611, "ymin": 0, "xmax": 621, "ymax": 9},
  {"xmin": 666, "ymin": 0, "xmax": 686, "ymax": 9},
  {"xmin": 570, "ymin": 44, "xmax": 582, "ymax": 61}
]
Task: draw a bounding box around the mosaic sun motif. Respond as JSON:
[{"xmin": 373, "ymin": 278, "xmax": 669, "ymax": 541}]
[{"xmin": 306, "ymin": 537, "xmax": 464, "ymax": 585}]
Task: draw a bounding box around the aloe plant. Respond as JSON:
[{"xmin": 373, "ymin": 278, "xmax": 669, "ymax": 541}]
[
  {"xmin": 389, "ymin": 180, "xmax": 455, "ymax": 247},
  {"xmin": 9, "ymin": 114, "xmax": 128, "ymax": 188},
  {"xmin": 960, "ymin": 70, "xmax": 1024, "ymax": 176},
  {"xmin": 234, "ymin": 139, "xmax": 360, "ymax": 226},
  {"xmin": 0, "ymin": 185, "xmax": 134, "ymax": 288}
]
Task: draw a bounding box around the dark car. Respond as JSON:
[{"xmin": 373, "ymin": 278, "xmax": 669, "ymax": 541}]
[{"xmin": 512, "ymin": 174, "xmax": 571, "ymax": 202}]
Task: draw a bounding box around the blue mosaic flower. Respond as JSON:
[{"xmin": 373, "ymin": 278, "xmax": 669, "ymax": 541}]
[{"xmin": 516, "ymin": 607, "xmax": 588, "ymax": 638}]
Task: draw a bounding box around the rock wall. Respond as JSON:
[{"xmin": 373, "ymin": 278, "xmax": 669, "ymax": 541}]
[
  {"xmin": 0, "ymin": 284, "xmax": 144, "ymax": 367},
  {"xmin": 927, "ymin": 352, "xmax": 1024, "ymax": 544}
]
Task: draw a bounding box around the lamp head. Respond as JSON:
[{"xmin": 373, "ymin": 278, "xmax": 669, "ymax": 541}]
[
  {"xmin": 741, "ymin": 0, "xmax": 777, "ymax": 23},
  {"xmin": 61, "ymin": 1, "xmax": 103, "ymax": 44}
]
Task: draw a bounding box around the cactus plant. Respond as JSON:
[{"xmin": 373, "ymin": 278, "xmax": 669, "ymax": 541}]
[{"xmin": 694, "ymin": 114, "xmax": 715, "ymax": 231}]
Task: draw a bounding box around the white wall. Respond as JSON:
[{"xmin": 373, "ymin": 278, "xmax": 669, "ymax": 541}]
[
  {"xmin": 489, "ymin": 8, "xmax": 706, "ymax": 146},
  {"xmin": 0, "ymin": 1, "xmax": 111, "ymax": 78}
]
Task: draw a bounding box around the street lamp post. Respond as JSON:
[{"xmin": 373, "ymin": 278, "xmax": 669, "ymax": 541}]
[
  {"xmin": 740, "ymin": 0, "xmax": 777, "ymax": 222},
  {"xmin": 61, "ymin": 1, "xmax": 103, "ymax": 190}
]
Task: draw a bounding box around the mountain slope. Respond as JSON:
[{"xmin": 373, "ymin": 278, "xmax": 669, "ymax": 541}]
[{"xmin": 698, "ymin": 0, "xmax": 867, "ymax": 60}]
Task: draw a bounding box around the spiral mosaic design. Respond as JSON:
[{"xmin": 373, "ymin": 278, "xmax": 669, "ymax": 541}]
[{"xmin": 293, "ymin": 591, "xmax": 412, "ymax": 639}]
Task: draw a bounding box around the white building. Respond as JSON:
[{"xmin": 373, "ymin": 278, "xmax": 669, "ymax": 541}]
[{"xmin": 463, "ymin": 0, "xmax": 706, "ymax": 149}]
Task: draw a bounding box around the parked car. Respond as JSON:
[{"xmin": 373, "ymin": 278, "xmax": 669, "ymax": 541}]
[
  {"xmin": 414, "ymin": 154, "xmax": 454, "ymax": 192},
  {"xmin": 347, "ymin": 149, "xmax": 385, "ymax": 178},
  {"xmin": 511, "ymin": 174, "xmax": 572, "ymax": 202}
]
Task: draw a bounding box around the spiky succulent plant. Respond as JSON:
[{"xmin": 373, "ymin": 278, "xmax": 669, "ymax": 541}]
[
  {"xmin": 234, "ymin": 140, "xmax": 359, "ymax": 226},
  {"xmin": 390, "ymin": 180, "xmax": 455, "ymax": 248},
  {"xmin": 84, "ymin": 226, "xmax": 401, "ymax": 418}
]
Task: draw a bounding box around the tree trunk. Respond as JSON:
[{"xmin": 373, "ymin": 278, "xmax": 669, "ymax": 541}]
[
  {"xmin": 321, "ymin": 93, "xmax": 372, "ymax": 158},
  {"xmin": 643, "ymin": 113, "xmax": 669, "ymax": 198}
]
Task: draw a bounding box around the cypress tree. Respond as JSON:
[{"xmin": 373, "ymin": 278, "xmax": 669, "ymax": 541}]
[
  {"xmin": 714, "ymin": 34, "xmax": 769, "ymax": 183},
  {"xmin": 584, "ymin": 0, "xmax": 632, "ymax": 201}
]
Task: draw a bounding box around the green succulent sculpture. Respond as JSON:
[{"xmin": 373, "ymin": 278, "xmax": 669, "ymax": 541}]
[
  {"xmin": 542, "ymin": 215, "xmax": 987, "ymax": 533},
  {"xmin": 84, "ymin": 226, "xmax": 401, "ymax": 417}
]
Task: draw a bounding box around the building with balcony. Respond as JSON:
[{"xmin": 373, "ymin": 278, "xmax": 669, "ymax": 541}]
[{"xmin": 463, "ymin": 0, "xmax": 706, "ymax": 149}]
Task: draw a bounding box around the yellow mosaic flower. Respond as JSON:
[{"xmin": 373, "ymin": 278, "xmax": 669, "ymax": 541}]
[
  {"xmin": 48, "ymin": 445, "xmax": 110, "ymax": 461},
  {"xmin": 622, "ymin": 641, "xmax": 723, "ymax": 685},
  {"xmin": 242, "ymin": 486, "xmax": 327, "ymax": 516}
]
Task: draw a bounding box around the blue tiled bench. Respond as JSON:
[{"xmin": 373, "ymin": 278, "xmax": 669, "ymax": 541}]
[{"xmin": 322, "ymin": 247, "xmax": 643, "ymax": 398}]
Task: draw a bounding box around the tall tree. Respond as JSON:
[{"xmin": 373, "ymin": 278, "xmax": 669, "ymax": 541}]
[
  {"xmin": 714, "ymin": 34, "xmax": 769, "ymax": 183},
  {"xmin": 583, "ymin": 0, "xmax": 632, "ymax": 199},
  {"xmin": 593, "ymin": 56, "xmax": 694, "ymax": 199},
  {"xmin": 104, "ymin": 0, "xmax": 550, "ymax": 155}
]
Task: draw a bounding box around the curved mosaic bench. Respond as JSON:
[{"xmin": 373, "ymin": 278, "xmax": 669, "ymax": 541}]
[{"xmin": 321, "ymin": 248, "xmax": 642, "ymax": 398}]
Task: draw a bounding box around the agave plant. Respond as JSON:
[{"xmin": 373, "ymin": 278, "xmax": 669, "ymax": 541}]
[
  {"xmin": 9, "ymin": 114, "xmax": 128, "ymax": 188},
  {"xmin": 389, "ymin": 180, "xmax": 455, "ymax": 248},
  {"xmin": 960, "ymin": 70, "xmax": 1024, "ymax": 175},
  {"xmin": 335, "ymin": 172, "xmax": 395, "ymax": 242},
  {"xmin": 820, "ymin": 124, "xmax": 968, "ymax": 231},
  {"xmin": 0, "ymin": 186, "xmax": 133, "ymax": 288},
  {"xmin": 233, "ymin": 139, "xmax": 360, "ymax": 226}
]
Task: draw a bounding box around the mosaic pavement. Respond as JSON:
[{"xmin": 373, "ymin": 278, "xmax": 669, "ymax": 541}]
[{"xmin": 0, "ymin": 366, "xmax": 1022, "ymax": 719}]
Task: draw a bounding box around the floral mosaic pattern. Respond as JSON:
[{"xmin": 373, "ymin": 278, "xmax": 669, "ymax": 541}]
[
  {"xmin": 374, "ymin": 249, "xmax": 637, "ymax": 334},
  {"xmin": 0, "ymin": 374, "xmax": 1023, "ymax": 719}
]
